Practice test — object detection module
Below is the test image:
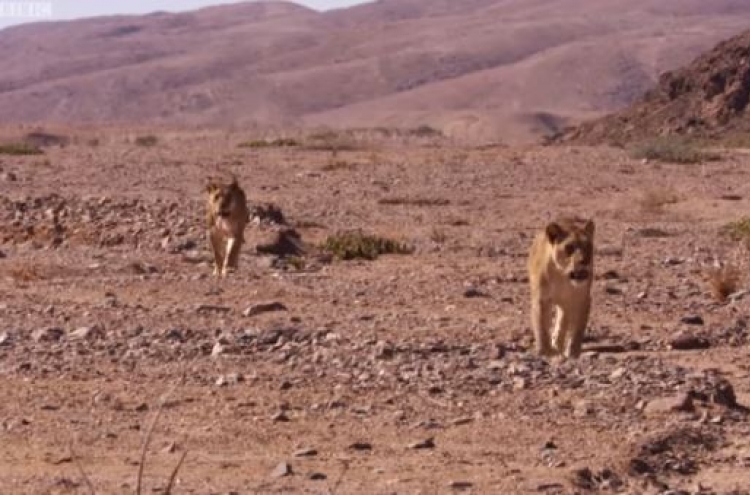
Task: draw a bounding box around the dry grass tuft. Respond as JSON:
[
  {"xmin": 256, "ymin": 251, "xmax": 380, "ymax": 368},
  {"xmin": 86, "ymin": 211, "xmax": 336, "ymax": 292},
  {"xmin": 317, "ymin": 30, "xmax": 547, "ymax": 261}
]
[
  {"xmin": 0, "ymin": 142, "xmax": 44, "ymax": 156},
  {"xmin": 705, "ymin": 264, "xmax": 741, "ymax": 303}
]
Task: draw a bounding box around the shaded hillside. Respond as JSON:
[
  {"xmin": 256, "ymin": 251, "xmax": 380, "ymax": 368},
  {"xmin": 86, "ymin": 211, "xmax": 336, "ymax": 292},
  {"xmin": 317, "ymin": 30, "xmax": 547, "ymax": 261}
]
[
  {"xmin": 561, "ymin": 29, "xmax": 750, "ymax": 145},
  {"xmin": 1, "ymin": 0, "xmax": 750, "ymax": 142}
]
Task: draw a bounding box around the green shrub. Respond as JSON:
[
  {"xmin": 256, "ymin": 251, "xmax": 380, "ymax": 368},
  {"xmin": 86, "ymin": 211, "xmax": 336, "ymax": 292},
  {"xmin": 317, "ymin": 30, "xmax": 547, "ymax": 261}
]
[
  {"xmin": 321, "ymin": 231, "xmax": 413, "ymax": 260},
  {"xmin": 0, "ymin": 142, "xmax": 43, "ymax": 156}
]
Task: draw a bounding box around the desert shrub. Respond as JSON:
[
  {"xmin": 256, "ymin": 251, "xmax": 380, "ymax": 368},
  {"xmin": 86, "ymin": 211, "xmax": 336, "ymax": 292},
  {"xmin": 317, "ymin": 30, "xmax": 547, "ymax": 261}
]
[
  {"xmin": 238, "ymin": 138, "xmax": 300, "ymax": 148},
  {"xmin": 723, "ymin": 217, "xmax": 750, "ymax": 242},
  {"xmin": 134, "ymin": 135, "xmax": 159, "ymax": 147},
  {"xmin": 321, "ymin": 230, "xmax": 413, "ymax": 260},
  {"xmin": 0, "ymin": 142, "xmax": 43, "ymax": 156},
  {"xmin": 630, "ymin": 137, "xmax": 720, "ymax": 164}
]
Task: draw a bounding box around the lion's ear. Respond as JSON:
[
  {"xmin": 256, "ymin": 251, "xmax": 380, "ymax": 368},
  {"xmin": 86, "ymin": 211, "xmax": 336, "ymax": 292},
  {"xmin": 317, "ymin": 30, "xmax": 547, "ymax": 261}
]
[
  {"xmin": 583, "ymin": 219, "xmax": 595, "ymax": 237},
  {"xmin": 205, "ymin": 182, "xmax": 218, "ymax": 194},
  {"xmin": 545, "ymin": 222, "xmax": 567, "ymax": 244}
]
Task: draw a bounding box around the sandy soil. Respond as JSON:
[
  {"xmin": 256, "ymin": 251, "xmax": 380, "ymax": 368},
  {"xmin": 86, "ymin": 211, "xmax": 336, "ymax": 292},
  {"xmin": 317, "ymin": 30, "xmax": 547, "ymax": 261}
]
[{"xmin": 1, "ymin": 130, "xmax": 750, "ymax": 494}]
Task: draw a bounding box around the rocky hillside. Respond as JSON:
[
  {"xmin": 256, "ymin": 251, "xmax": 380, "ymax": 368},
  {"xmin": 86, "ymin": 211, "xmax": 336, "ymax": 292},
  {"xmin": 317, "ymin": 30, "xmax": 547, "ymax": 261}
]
[
  {"xmin": 2, "ymin": 0, "xmax": 750, "ymax": 143},
  {"xmin": 561, "ymin": 29, "xmax": 750, "ymax": 145}
]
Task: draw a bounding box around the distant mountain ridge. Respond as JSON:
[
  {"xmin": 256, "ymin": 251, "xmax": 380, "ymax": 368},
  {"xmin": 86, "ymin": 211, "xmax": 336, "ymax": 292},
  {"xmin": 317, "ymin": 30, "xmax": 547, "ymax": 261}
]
[{"xmin": 2, "ymin": 0, "xmax": 750, "ymax": 143}]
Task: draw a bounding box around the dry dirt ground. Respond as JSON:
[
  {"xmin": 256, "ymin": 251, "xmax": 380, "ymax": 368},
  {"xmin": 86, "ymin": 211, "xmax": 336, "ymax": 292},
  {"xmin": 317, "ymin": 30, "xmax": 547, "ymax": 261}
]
[{"xmin": 1, "ymin": 129, "xmax": 750, "ymax": 494}]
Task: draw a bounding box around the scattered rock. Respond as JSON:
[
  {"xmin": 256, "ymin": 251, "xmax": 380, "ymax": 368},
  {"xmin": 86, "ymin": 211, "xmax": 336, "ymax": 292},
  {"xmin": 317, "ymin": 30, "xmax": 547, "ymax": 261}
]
[
  {"xmin": 272, "ymin": 411, "xmax": 290, "ymax": 422},
  {"xmin": 32, "ymin": 327, "xmax": 64, "ymax": 343},
  {"xmin": 448, "ymin": 481, "xmax": 474, "ymax": 490},
  {"xmin": 669, "ymin": 333, "xmax": 710, "ymax": 351},
  {"xmin": 573, "ymin": 400, "xmax": 594, "ymax": 418},
  {"xmin": 463, "ymin": 287, "xmax": 488, "ymax": 298},
  {"xmin": 680, "ymin": 315, "xmax": 704, "ymax": 326},
  {"xmin": 242, "ymin": 302, "xmax": 288, "ymax": 318},
  {"xmin": 0, "ymin": 332, "xmax": 11, "ymax": 346},
  {"xmin": 215, "ymin": 373, "xmax": 243, "ymax": 387},
  {"xmin": 308, "ymin": 472, "xmax": 327, "ymax": 481},
  {"xmin": 293, "ymin": 448, "xmax": 317, "ymax": 458},
  {"xmin": 409, "ymin": 437, "xmax": 435, "ymax": 450},
  {"xmin": 256, "ymin": 228, "xmax": 306, "ymax": 257},
  {"xmin": 68, "ymin": 325, "xmax": 103, "ymax": 340},
  {"xmin": 349, "ymin": 442, "xmax": 372, "ymax": 451},
  {"xmin": 644, "ymin": 394, "xmax": 694, "ymax": 416},
  {"xmin": 271, "ymin": 462, "xmax": 293, "ymax": 478}
]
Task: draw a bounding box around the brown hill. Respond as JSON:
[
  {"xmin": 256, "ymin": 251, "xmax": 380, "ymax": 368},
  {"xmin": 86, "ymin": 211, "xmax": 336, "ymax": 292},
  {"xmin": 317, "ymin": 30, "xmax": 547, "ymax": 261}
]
[
  {"xmin": 2, "ymin": 0, "xmax": 750, "ymax": 143},
  {"xmin": 561, "ymin": 29, "xmax": 750, "ymax": 145}
]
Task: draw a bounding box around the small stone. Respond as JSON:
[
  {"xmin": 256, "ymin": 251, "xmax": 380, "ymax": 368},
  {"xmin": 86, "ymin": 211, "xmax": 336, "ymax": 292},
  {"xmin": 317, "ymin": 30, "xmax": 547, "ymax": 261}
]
[
  {"xmin": 349, "ymin": 442, "xmax": 372, "ymax": 451},
  {"xmin": 0, "ymin": 332, "xmax": 10, "ymax": 346},
  {"xmin": 271, "ymin": 462, "xmax": 293, "ymax": 478},
  {"xmin": 308, "ymin": 472, "xmax": 327, "ymax": 480},
  {"xmin": 162, "ymin": 441, "xmax": 177, "ymax": 454},
  {"xmin": 449, "ymin": 481, "xmax": 474, "ymax": 490},
  {"xmin": 32, "ymin": 327, "xmax": 64, "ymax": 343},
  {"xmin": 669, "ymin": 333, "xmax": 710, "ymax": 351},
  {"xmin": 211, "ymin": 342, "xmax": 224, "ymax": 357},
  {"xmin": 242, "ymin": 302, "xmax": 288, "ymax": 317},
  {"xmin": 409, "ymin": 437, "xmax": 435, "ymax": 450},
  {"xmin": 69, "ymin": 326, "xmax": 102, "ymax": 340},
  {"xmin": 610, "ymin": 367, "xmax": 627, "ymax": 380},
  {"xmin": 450, "ymin": 417, "xmax": 473, "ymax": 426},
  {"xmin": 513, "ymin": 377, "xmax": 527, "ymax": 390},
  {"xmin": 644, "ymin": 394, "xmax": 694, "ymax": 416},
  {"xmin": 605, "ymin": 285, "xmax": 623, "ymax": 295},
  {"xmin": 196, "ymin": 304, "xmax": 232, "ymax": 314},
  {"xmin": 463, "ymin": 287, "xmax": 488, "ymax": 298},
  {"xmin": 293, "ymin": 448, "xmax": 317, "ymax": 457},
  {"xmin": 272, "ymin": 411, "xmax": 290, "ymax": 422},
  {"xmin": 573, "ymin": 400, "xmax": 594, "ymax": 418},
  {"xmin": 215, "ymin": 373, "xmax": 243, "ymax": 387},
  {"xmin": 680, "ymin": 315, "xmax": 704, "ymax": 326}
]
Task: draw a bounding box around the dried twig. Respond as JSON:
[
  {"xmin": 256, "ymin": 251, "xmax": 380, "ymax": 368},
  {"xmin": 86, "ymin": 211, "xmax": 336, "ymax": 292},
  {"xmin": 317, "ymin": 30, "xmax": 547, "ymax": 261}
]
[
  {"xmin": 164, "ymin": 450, "xmax": 189, "ymax": 495},
  {"xmin": 70, "ymin": 444, "xmax": 96, "ymax": 495}
]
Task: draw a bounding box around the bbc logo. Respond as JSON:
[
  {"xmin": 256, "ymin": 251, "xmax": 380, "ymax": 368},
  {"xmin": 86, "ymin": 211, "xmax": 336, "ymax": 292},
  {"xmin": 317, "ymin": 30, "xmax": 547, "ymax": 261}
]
[{"xmin": 0, "ymin": 1, "xmax": 53, "ymax": 18}]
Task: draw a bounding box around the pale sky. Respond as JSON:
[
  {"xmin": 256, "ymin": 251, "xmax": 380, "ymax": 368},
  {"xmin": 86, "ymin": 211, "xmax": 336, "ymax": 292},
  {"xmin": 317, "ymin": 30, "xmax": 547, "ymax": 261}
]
[{"xmin": 0, "ymin": 0, "xmax": 368, "ymax": 29}]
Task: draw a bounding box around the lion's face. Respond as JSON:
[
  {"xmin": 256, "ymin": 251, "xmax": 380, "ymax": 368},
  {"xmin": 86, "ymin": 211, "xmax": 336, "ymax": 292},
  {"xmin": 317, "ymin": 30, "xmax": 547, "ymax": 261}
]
[
  {"xmin": 546, "ymin": 219, "xmax": 595, "ymax": 285},
  {"xmin": 207, "ymin": 180, "xmax": 242, "ymax": 219}
]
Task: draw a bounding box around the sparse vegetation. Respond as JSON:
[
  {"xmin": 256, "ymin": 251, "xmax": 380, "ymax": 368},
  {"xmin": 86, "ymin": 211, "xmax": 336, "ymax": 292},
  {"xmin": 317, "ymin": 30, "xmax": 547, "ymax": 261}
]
[
  {"xmin": 321, "ymin": 230, "xmax": 413, "ymax": 260},
  {"xmin": 238, "ymin": 137, "xmax": 300, "ymax": 148},
  {"xmin": 723, "ymin": 217, "xmax": 750, "ymax": 243},
  {"xmin": 134, "ymin": 135, "xmax": 159, "ymax": 147},
  {"xmin": 0, "ymin": 142, "xmax": 44, "ymax": 156},
  {"xmin": 630, "ymin": 137, "xmax": 720, "ymax": 164},
  {"xmin": 321, "ymin": 159, "xmax": 358, "ymax": 172},
  {"xmin": 706, "ymin": 264, "xmax": 741, "ymax": 302}
]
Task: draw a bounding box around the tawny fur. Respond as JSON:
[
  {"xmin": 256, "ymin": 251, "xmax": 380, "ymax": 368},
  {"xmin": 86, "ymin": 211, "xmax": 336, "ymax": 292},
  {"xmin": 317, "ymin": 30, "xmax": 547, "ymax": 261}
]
[
  {"xmin": 205, "ymin": 176, "xmax": 250, "ymax": 277},
  {"xmin": 527, "ymin": 217, "xmax": 595, "ymax": 358}
]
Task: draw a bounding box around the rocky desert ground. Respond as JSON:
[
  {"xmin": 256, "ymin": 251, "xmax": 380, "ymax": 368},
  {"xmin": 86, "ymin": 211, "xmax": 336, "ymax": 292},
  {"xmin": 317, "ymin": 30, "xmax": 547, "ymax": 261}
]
[{"xmin": 0, "ymin": 128, "xmax": 749, "ymax": 494}]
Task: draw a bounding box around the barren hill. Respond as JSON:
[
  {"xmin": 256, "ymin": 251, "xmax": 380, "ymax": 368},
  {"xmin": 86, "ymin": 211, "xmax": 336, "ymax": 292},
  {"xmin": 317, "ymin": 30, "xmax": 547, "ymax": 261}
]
[
  {"xmin": 2, "ymin": 0, "xmax": 750, "ymax": 142},
  {"xmin": 560, "ymin": 29, "xmax": 750, "ymax": 145}
]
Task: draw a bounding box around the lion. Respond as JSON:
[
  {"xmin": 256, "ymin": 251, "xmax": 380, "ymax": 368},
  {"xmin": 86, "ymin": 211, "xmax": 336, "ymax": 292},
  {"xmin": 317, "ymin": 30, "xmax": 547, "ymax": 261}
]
[
  {"xmin": 527, "ymin": 217, "xmax": 595, "ymax": 358},
  {"xmin": 205, "ymin": 176, "xmax": 250, "ymax": 277}
]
